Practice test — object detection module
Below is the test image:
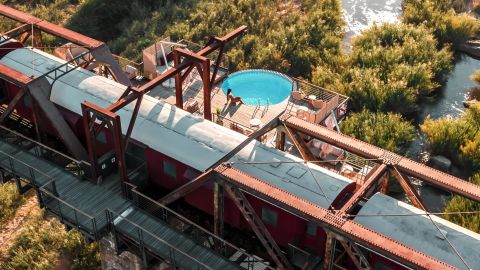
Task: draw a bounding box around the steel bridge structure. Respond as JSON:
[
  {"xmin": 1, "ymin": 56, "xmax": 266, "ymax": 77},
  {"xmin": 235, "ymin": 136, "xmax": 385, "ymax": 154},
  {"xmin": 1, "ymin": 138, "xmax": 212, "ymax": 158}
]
[{"xmin": 0, "ymin": 4, "xmax": 479, "ymax": 270}]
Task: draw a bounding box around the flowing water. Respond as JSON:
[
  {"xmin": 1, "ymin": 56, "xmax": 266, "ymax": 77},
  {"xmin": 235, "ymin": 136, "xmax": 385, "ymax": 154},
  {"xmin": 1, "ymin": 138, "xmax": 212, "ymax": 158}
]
[{"xmin": 341, "ymin": 0, "xmax": 480, "ymax": 210}]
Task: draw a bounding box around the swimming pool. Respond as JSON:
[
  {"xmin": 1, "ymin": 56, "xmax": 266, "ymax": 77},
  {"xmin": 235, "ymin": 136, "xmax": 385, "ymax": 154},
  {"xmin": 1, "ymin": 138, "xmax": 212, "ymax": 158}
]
[{"xmin": 221, "ymin": 70, "xmax": 293, "ymax": 106}]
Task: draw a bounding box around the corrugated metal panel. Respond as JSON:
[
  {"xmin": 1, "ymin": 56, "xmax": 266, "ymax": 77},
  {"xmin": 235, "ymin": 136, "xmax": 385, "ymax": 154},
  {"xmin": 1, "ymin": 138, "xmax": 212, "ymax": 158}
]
[{"xmin": 354, "ymin": 193, "xmax": 480, "ymax": 270}]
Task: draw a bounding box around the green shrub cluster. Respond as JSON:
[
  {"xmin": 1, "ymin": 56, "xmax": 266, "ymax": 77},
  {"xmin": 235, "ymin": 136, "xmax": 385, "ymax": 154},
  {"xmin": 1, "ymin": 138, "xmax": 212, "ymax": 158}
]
[
  {"xmin": 444, "ymin": 173, "xmax": 480, "ymax": 233},
  {"xmin": 0, "ymin": 182, "xmax": 24, "ymax": 225},
  {"xmin": 339, "ymin": 109, "xmax": 415, "ymax": 154},
  {"xmin": 421, "ymin": 104, "xmax": 480, "ymax": 171},
  {"xmin": 4, "ymin": 209, "xmax": 100, "ymax": 270},
  {"xmin": 403, "ymin": 0, "xmax": 479, "ymax": 49},
  {"xmin": 342, "ymin": 23, "xmax": 452, "ymax": 114}
]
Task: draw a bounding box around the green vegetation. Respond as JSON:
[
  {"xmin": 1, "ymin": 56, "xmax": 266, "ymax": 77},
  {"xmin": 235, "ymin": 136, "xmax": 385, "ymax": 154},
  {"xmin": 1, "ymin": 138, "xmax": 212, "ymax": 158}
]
[
  {"xmin": 342, "ymin": 23, "xmax": 452, "ymax": 114},
  {"xmin": 0, "ymin": 182, "xmax": 25, "ymax": 225},
  {"xmin": 444, "ymin": 173, "xmax": 480, "ymax": 233},
  {"xmin": 421, "ymin": 104, "xmax": 480, "ymax": 171},
  {"xmin": 403, "ymin": 0, "xmax": 479, "ymax": 49},
  {"xmin": 340, "ymin": 109, "xmax": 415, "ymax": 154},
  {"xmin": 3, "ymin": 208, "xmax": 100, "ymax": 270},
  {"xmin": 63, "ymin": 0, "xmax": 346, "ymax": 80}
]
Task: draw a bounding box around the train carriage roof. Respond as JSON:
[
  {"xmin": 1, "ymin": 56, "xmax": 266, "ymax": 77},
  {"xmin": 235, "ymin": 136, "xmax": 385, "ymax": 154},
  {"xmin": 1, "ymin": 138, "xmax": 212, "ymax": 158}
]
[
  {"xmin": 354, "ymin": 192, "xmax": 480, "ymax": 270},
  {"xmin": 0, "ymin": 47, "xmax": 354, "ymax": 209}
]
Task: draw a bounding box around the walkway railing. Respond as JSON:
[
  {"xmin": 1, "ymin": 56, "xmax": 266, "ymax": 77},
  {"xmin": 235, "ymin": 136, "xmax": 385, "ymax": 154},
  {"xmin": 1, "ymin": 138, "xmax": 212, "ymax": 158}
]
[
  {"xmin": 107, "ymin": 209, "xmax": 216, "ymax": 270},
  {"xmin": 0, "ymin": 124, "xmax": 90, "ymax": 178},
  {"xmin": 123, "ymin": 182, "xmax": 274, "ymax": 269}
]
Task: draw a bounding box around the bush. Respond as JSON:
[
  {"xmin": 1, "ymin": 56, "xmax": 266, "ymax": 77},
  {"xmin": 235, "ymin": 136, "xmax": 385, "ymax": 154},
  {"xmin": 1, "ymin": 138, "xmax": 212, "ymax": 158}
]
[
  {"xmin": 4, "ymin": 209, "xmax": 100, "ymax": 270},
  {"xmin": 421, "ymin": 104, "xmax": 480, "ymax": 170},
  {"xmin": 0, "ymin": 182, "xmax": 24, "ymax": 225},
  {"xmin": 444, "ymin": 173, "xmax": 480, "ymax": 233},
  {"xmin": 339, "ymin": 109, "xmax": 415, "ymax": 154},
  {"xmin": 403, "ymin": 0, "xmax": 479, "ymax": 49},
  {"xmin": 343, "ymin": 23, "xmax": 452, "ymax": 114}
]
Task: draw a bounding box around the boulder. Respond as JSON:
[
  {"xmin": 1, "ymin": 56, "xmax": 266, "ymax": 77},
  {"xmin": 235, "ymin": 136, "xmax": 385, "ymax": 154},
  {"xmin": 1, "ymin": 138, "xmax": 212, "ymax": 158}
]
[{"xmin": 428, "ymin": 155, "xmax": 452, "ymax": 173}]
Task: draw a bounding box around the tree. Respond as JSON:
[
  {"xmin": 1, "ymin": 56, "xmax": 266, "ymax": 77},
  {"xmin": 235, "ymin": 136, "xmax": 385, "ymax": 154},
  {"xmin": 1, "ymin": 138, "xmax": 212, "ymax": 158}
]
[
  {"xmin": 403, "ymin": 0, "xmax": 479, "ymax": 49},
  {"xmin": 421, "ymin": 104, "xmax": 480, "ymax": 171},
  {"xmin": 343, "ymin": 23, "xmax": 452, "ymax": 114},
  {"xmin": 339, "ymin": 109, "xmax": 415, "ymax": 154},
  {"xmin": 444, "ymin": 173, "xmax": 480, "ymax": 233}
]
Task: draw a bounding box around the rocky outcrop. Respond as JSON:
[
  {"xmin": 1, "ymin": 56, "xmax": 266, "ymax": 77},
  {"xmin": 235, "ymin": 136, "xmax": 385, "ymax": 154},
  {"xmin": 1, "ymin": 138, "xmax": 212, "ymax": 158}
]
[{"xmin": 459, "ymin": 40, "xmax": 480, "ymax": 58}]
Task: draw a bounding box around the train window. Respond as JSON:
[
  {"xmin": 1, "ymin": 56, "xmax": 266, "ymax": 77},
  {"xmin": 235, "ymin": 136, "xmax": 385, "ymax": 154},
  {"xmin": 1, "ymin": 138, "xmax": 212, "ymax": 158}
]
[
  {"xmin": 96, "ymin": 131, "xmax": 107, "ymax": 144},
  {"xmin": 307, "ymin": 222, "xmax": 317, "ymax": 236},
  {"xmin": 163, "ymin": 160, "xmax": 177, "ymax": 179},
  {"xmin": 261, "ymin": 208, "xmax": 278, "ymax": 227}
]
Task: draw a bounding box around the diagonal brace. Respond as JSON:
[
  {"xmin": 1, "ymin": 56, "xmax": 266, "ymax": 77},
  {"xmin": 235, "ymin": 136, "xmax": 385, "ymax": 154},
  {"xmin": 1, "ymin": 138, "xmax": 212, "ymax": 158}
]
[{"xmin": 224, "ymin": 185, "xmax": 293, "ymax": 270}]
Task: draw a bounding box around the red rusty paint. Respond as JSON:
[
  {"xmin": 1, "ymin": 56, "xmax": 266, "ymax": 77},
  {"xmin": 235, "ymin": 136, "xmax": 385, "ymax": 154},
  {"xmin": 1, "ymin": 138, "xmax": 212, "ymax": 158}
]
[
  {"xmin": 283, "ymin": 115, "xmax": 480, "ymax": 203},
  {"xmin": 216, "ymin": 165, "xmax": 455, "ymax": 270}
]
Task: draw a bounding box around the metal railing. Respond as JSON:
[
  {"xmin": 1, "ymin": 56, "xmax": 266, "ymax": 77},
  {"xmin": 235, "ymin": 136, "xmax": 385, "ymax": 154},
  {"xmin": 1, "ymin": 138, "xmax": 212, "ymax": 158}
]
[
  {"xmin": 112, "ymin": 54, "xmax": 144, "ymax": 78},
  {"xmin": 292, "ymin": 78, "xmax": 349, "ymax": 121},
  {"xmin": 106, "ymin": 209, "xmax": 216, "ymax": 270},
  {"xmin": 123, "ymin": 182, "xmax": 274, "ymax": 270},
  {"xmin": 0, "ymin": 124, "xmax": 90, "ymax": 178},
  {"xmin": 0, "ymin": 148, "xmax": 103, "ymax": 239},
  {"xmin": 40, "ymin": 179, "xmax": 103, "ymax": 239}
]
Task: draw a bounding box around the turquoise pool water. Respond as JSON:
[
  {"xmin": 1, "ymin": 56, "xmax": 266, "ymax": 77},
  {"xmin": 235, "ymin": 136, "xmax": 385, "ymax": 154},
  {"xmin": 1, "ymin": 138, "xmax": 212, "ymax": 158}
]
[{"xmin": 221, "ymin": 70, "xmax": 293, "ymax": 106}]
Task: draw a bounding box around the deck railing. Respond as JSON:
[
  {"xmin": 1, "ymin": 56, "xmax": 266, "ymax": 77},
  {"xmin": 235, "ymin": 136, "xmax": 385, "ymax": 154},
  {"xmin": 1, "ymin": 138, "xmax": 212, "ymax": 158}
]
[
  {"xmin": 0, "ymin": 124, "xmax": 90, "ymax": 178},
  {"xmin": 123, "ymin": 182, "xmax": 274, "ymax": 270},
  {"xmin": 292, "ymin": 78, "xmax": 349, "ymax": 121},
  {"xmin": 40, "ymin": 180, "xmax": 104, "ymax": 239},
  {"xmin": 106, "ymin": 209, "xmax": 215, "ymax": 270}
]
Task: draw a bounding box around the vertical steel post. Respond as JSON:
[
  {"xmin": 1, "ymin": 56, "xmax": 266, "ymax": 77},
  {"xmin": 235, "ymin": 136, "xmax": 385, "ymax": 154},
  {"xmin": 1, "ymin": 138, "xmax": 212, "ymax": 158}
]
[
  {"xmin": 202, "ymin": 59, "xmax": 211, "ymax": 120},
  {"xmin": 173, "ymin": 51, "xmax": 183, "ymax": 109},
  {"xmin": 81, "ymin": 105, "xmax": 99, "ymax": 182},
  {"xmin": 214, "ymin": 179, "xmax": 225, "ymax": 252}
]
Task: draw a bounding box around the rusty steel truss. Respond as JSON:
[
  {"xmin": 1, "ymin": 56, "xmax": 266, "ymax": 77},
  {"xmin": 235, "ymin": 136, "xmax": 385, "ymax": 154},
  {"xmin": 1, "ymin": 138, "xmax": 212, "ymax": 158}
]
[{"xmin": 1, "ymin": 4, "xmax": 479, "ymax": 270}]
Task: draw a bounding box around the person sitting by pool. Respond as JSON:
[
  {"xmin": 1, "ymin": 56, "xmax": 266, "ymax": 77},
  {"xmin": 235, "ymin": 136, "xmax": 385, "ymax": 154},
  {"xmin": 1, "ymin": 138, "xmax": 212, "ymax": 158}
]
[{"xmin": 226, "ymin": 88, "xmax": 244, "ymax": 105}]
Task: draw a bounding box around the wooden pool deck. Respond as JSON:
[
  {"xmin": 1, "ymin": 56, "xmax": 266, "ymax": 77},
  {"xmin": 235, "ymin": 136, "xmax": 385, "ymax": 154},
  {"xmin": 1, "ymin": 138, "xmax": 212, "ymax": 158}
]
[{"xmin": 143, "ymin": 70, "xmax": 349, "ymax": 145}]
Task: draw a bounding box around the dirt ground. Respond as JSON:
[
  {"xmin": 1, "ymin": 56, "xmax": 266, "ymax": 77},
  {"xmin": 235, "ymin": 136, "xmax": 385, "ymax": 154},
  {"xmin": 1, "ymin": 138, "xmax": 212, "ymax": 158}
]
[{"xmin": 0, "ymin": 194, "xmax": 38, "ymax": 263}]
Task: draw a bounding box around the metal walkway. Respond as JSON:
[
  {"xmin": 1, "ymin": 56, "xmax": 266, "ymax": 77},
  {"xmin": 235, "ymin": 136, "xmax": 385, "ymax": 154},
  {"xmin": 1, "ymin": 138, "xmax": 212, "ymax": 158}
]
[{"xmin": 0, "ymin": 136, "xmax": 254, "ymax": 269}]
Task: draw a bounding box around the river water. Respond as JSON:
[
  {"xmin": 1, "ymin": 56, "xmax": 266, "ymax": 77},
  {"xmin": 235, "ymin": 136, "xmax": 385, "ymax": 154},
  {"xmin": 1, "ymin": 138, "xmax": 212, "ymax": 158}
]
[{"xmin": 341, "ymin": 0, "xmax": 480, "ymax": 210}]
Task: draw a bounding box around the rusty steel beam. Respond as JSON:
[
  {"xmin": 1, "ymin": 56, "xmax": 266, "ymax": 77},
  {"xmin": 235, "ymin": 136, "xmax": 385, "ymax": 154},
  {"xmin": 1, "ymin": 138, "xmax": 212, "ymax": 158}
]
[
  {"xmin": 214, "ymin": 180, "xmax": 224, "ymax": 238},
  {"xmin": 275, "ymin": 130, "xmax": 286, "ymax": 151},
  {"xmin": 0, "ymin": 88, "xmax": 24, "ymax": 125},
  {"xmin": 224, "ymin": 184, "xmax": 293, "ymax": 270},
  {"xmin": 282, "ymin": 115, "xmax": 480, "ymax": 202},
  {"xmin": 0, "ymin": 23, "xmax": 30, "ymax": 40},
  {"xmin": 283, "ymin": 124, "xmax": 315, "ymax": 161},
  {"xmin": 338, "ymin": 240, "xmax": 372, "ymax": 270},
  {"xmin": 0, "ymin": 63, "xmax": 32, "ymax": 85},
  {"xmin": 0, "ymin": 4, "xmax": 101, "ymax": 47},
  {"xmin": 82, "ymin": 101, "xmax": 128, "ymax": 185},
  {"xmin": 201, "ymin": 58, "xmax": 211, "ymax": 120},
  {"xmin": 210, "ymin": 40, "xmax": 225, "ymax": 86},
  {"xmin": 323, "ymin": 232, "xmax": 335, "ymax": 270},
  {"xmin": 173, "ymin": 50, "xmax": 183, "ymax": 108},
  {"xmin": 139, "ymin": 26, "xmax": 246, "ymax": 94},
  {"xmin": 391, "ymin": 167, "xmax": 427, "ymax": 211},
  {"xmin": 337, "ymin": 164, "xmax": 388, "ymax": 215},
  {"xmin": 215, "ymin": 165, "xmax": 455, "ymax": 270},
  {"xmin": 158, "ymin": 170, "xmax": 215, "ymax": 205},
  {"xmin": 159, "ymin": 113, "xmax": 282, "ymax": 205},
  {"xmin": 123, "ymin": 93, "xmax": 143, "ymax": 152}
]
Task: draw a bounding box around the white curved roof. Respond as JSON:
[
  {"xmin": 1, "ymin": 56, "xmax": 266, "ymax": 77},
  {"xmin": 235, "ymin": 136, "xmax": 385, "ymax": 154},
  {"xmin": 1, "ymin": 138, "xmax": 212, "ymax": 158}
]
[
  {"xmin": 0, "ymin": 47, "xmax": 353, "ymax": 209},
  {"xmin": 354, "ymin": 193, "xmax": 480, "ymax": 269}
]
